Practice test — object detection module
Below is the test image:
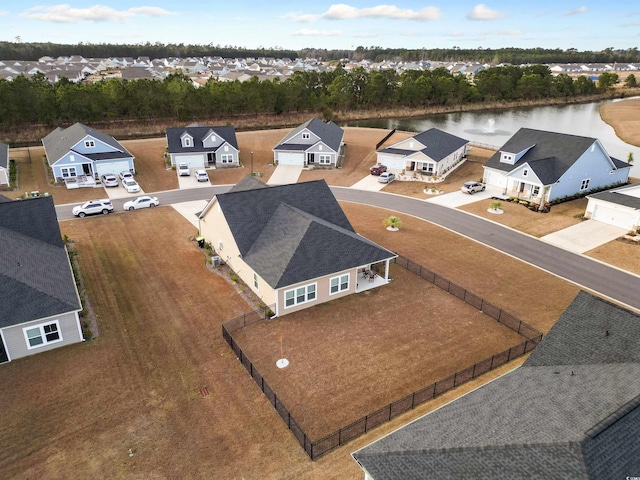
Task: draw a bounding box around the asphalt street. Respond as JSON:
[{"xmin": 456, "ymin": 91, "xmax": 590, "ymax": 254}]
[{"xmin": 56, "ymin": 185, "xmax": 640, "ymax": 312}]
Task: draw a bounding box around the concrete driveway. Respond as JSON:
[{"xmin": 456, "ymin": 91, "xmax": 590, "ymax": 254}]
[
  {"xmin": 350, "ymin": 174, "xmax": 387, "ymax": 191},
  {"xmin": 177, "ymin": 169, "xmax": 211, "ymax": 189},
  {"xmin": 267, "ymin": 165, "xmax": 303, "ymax": 185},
  {"xmin": 104, "ymin": 184, "xmax": 146, "ymax": 199},
  {"xmin": 541, "ymin": 220, "xmax": 627, "ymax": 253},
  {"xmin": 424, "ymin": 186, "xmax": 500, "ymax": 207},
  {"xmin": 171, "ymin": 200, "xmax": 209, "ymax": 229}
]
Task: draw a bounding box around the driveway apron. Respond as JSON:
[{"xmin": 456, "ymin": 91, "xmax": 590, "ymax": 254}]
[
  {"xmin": 267, "ymin": 165, "xmax": 303, "ymax": 185},
  {"xmin": 541, "ymin": 220, "xmax": 627, "ymax": 253}
]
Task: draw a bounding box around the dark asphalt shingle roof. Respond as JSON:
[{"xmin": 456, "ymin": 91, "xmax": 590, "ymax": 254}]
[
  {"xmin": 484, "ymin": 128, "xmax": 629, "ymax": 185},
  {"xmin": 353, "ymin": 291, "xmax": 640, "ymax": 480},
  {"xmin": 587, "ymin": 184, "xmax": 640, "ymax": 210},
  {"xmin": 166, "ymin": 125, "xmax": 239, "ymax": 154},
  {"xmin": 42, "ymin": 122, "xmax": 132, "ymax": 165},
  {"xmin": 377, "ymin": 128, "xmax": 468, "ymax": 162},
  {"xmin": 0, "ymin": 196, "xmax": 81, "ymax": 328},
  {"xmin": 213, "ymin": 178, "xmax": 395, "ymax": 289},
  {"xmin": 274, "ymin": 118, "xmax": 344, "ymax": 153}
]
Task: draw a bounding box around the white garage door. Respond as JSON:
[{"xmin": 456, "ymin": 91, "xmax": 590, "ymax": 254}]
[
  {"xmin": 592, "ymin": 204, "xmax": 636, "ymax": 230},
  {"xmin": 277, "ymin": 152, "xmax": 304, "ymax": 166},
  {"xmin": 175, "ymin": 154, "xmax": 205, "ymax": 169},
  {"xmin": 378, "ymin": 155, "xmax": 404, "ymax": 171},
  {"xmin": 96, "ymin": 160, "xmax": 132, "ymax": 177}
]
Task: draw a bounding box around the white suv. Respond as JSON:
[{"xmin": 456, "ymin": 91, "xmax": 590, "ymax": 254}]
[
  {"xmin": 72, "ymin": 199, "xmax": 114, "ymax": 217},
  {"xmin": 461, "ymin": 181, "xmax": 486, "ymax": 194},
  {"xmin": 178, "ymin": 162, "xmax": 190, "ymax": 176}
]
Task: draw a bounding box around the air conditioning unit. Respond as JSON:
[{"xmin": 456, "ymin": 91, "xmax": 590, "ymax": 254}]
[{"xmin": 211, "ymin": 256, "xmax": 222, "ymax": 267}]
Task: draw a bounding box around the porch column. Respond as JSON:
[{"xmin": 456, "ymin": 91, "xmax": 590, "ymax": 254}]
[{"xmin": 384, "ymin": 259, "xmax": 390, "ymax": 281}]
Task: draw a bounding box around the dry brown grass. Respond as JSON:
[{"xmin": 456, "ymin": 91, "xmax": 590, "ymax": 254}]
[{"xmin": 600, "ymin": 97, "xmax": 640, "ymax": 148}]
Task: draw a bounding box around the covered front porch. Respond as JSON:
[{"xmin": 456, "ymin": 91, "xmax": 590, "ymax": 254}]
[
  {"xmin": 504, "ymin": 179, "xmax": 545, "ymax": 202},
  {"xmin": 355, "ymin": 259, "xmax": 393, "ymax": 293}
]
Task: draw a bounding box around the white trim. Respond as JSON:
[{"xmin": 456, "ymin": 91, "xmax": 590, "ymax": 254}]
[
  {"xmin": 284, "ymin": 282, "xmax": 317, "ymax": 308},
  {"xmin": 23, "ymin": 319, "xmax": 63, "ymax": 350},
  {"xmin": 329, "ymin": 273, "xmax": 349, "ymax": 295}
]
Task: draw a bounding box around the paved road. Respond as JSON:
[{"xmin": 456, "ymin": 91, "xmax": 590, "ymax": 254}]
[{"xmin": 57, "ymin": 185, "xmax": 640, "ymax": 312}]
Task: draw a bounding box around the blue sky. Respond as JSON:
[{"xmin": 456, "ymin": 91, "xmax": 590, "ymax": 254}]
[{"xmin": 1, "ymin": 1, "xmax": 639, "ymax": 52}]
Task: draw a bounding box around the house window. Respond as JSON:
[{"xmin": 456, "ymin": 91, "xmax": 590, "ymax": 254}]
[
  {"xmin": 422, "ymin": 163, "xmax": 434, "ymax": 173},
  {"xmin": 84, "ymin": 140, "xmax": 95, "ymax": 148},
  {"xmin": 532, "ymin": 185, "xmax": 540, "ymax": 196},
  {"xmin": 61, "ymin": 166, "xmax": 76, "ymax": 178},
  {"xmin": 182, "ymin": 137, "xmax": 192, "ymax": 147},
  {"xmin": 253, "ymin": 273, "xmax": 259, "ymax": 290},
  {"xmin": 221, "ymin": 154, "xmax": 233, "ymax": 164},
  {"xmin": 302, "ymin": 133, "xmax": 310, "ymax": 140},
  {"xmin": 523, "ymin": 169, "xmax": 528, "ymax": 176},
  {"xmin": 319, "ymin": 155, "xmax": 331, "ymax": 165},
  {"xmin": 580, "ymin": 178, "xmax": 590, "ymax": 191},
  {"xmin": 23, "ymin": 321, "xmax": 62, "ymax": 349},
  {"xmin": 284, "ymin": 283, "xmax": 316, "ymax": 308},
  {"xmin": 330, "ymin": 274, "xmax": 349, "ymax": 294}
]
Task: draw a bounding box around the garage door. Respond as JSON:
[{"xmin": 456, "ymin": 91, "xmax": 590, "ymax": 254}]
[
  {"xmin": 378, "ymin": 155, "xmax": 404, "ymax": 171},
  {"xmin": 175, "ymin": 154, "xmax": 205, "ymax": 169},
  {"xmin": 277, "ymin": 152, "xmax": 304, "ymax": 166},
  {"xmin": 592, "ymin": 204, "xmax": 636, "ymax": 230},
  {"xmin": 95, "ymin": 160, "xmax": 133, "ymax": 177}
]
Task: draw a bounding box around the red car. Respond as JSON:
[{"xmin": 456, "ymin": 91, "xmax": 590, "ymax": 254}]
[{"xmin": 370, "ymin": 164, "xmax": 387, "ymax": 175}]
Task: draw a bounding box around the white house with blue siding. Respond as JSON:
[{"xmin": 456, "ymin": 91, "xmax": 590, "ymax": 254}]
[
  {"xmin": 483, "ymin": 128, "xmax": 631, "ymax": 204},
  {"xmin": 43, "ymin": 123, "xmax": 135, "ymax": 183}
]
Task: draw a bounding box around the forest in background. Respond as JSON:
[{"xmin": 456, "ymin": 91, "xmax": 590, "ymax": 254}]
[{"xmin": 1, "ymin": 41, "xmax": 640, "ymax": 64}]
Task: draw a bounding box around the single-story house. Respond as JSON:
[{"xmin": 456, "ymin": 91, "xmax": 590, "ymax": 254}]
[
  {"xmin": 0, "ymin": 195, "xmax": 83, "ymax": 364},
  {"xmin": 376, "ymin": 128, "xmax": 468, "ymax": 177},
  {"xmin": 273, "ymin": 118, "xmax": 344, "ymax": 167},
  {"xmin": 483, "ymin": 128, "xmax": 631, "ymax": 204},
  {"xmin": 352, "ymin": 291, "xmax": 640, "ymax": 479},
  {"xmin": 584, "ymin": 183, "xmax": 640, "ymax": 231},
  {"xmin": 0, "ymin": 141, "xmax": 9, "ymax": 186},
  {"xmin": 198, "ymin": 177, "xmax": 396, "ymax": 317},
  {"xmin": 166, "ymin": 125, "xmax": 240, "ymax": 169},
  {"xmin": 42, "ymin": 122, "xmax": 135, "ymax": 182}
]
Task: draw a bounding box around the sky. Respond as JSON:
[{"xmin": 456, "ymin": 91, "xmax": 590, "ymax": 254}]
[{"xmin": 1, "ymin": 1, "xmax": 640, "ymax": 52}]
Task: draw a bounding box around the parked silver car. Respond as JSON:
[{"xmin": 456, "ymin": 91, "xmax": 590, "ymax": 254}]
[
  {"xmin": 378, "ymin": 172, "xmax": 396, "ymax": 184},
  {"xmin": 72, "ymin": 199, "xmax": 114, "ymax": 217},
  {"xmin": 461, "ymin": 181, "xmax": 486, "ymax": 194}
]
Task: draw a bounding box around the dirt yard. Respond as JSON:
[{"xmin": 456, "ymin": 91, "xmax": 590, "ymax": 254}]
[{"xmin": 0, "ymin": 202, "xmax": 580, "ymax": 480}]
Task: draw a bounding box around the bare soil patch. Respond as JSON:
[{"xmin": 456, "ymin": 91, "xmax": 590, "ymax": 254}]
[
  {"xmin": 122, "ymin": 138, "xmax": 178, "ymax": 192},
  {"xmin": 233, "ymin": 264, "xmax": 526, "ymax": 441},
  {"xmin": 0, "ymin": 202, "xmax": 580, "ymax": 480},
  {"xmin": 600, "ymin": 97, "xmax": 640, "ymax": 148},
  {"xmin": 586, "ymin": 238, "xmax": 640, "ymax": 275}
]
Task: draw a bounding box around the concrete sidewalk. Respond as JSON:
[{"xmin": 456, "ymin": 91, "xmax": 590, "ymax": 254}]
[
  {"xmin": 541, "ymin": 220, "xmax": 627, "ymax": 253},
  {"xmin": 267, "ymin": 165, "xmax": 303, "ymax": 185},
  {"xmin": 424, "ymin": 186, "xmax": 501, "ymax": 207}
]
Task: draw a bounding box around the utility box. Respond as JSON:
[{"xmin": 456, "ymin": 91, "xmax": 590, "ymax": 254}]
[{"xmin": 211, "ymin": 256, "xmax": 222, "ymax": 267}]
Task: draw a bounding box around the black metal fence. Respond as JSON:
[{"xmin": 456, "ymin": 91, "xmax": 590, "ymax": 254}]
[{"xmin": 221, "ymin": 256, "xmax": 542, "ymax": 460}]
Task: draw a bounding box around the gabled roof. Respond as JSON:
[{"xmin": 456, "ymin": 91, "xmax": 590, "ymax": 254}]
[
  {"xmin": 42, "ymin": 122, "xmax": 132, "ymax": 165},
  {"xmin": 0, "ymin": 141, "xmax": 8, "ymax": 169},
  {"xmin": 353, "ymin": 291, "xmax": 640, "ymax": 479},
  {"xmin": 0, "ymin": 196, "xmax": 81, "ymax": 329},
  {"xmin": 377, "ymin": 128, "xmax": 468, "ymax": 162},
  {"xmin": 166, "ymin": 125, "xmax": 239, "ymax": 154},
  {"xmin": 587, "ymin": 183, "xmax": 640, "ymax": 210},
  {"xmin": 484, "ymin": 128, "xmax": 629, "ymax": 184},
  {"xmin": 209, "ymin": 178, "xmax": 395, "ymax": 289},
  {"xmin": 275, "ymin": 118, "xmax": 344, "ymax": 153}
]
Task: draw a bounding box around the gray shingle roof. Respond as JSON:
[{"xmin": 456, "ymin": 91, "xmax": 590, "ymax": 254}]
[
  {"xmin": 353, "ymin": 291, "xmax": 640, "ymax": 480},
  {"xmin": 587, "ymin": 183, "xmax": 640, "ymax": 210},
  {"xmin": 42, "ymin": 122, "xmax": 132, "ymax": 165},
  {"xmin": 378, "ymin": 128, "xmax": 468, "ymax": 162},
  {"xmin": 214, "ymin": 178, "xmax": 395, "ymax": 289},
  {"xmin": 0, "ymin": 141, "xmax": 8, "ymax": 169},
  {"xmin": 484, "ymin": 128, "xmax": 629, "ymax": 185},
  {"xmin": 275, "ymin": 118, "xmax": 344, "ymax": 152},
  {"xmin": 166, "ymin": 125, "xmax": 239, "ymax": 154},
  {"xmin": 0, "ymin": 196, "xmax": 81, "ymax": 328}
]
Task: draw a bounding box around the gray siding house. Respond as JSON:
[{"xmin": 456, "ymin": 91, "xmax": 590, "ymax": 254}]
[
  {"xmin": 483, "ymin": 128, "xmax": 630, "ymax": 203},
  {"xmin": 43, "ymin": 123, "xmax": 135, "ymax": 183},
  {"xmin": 273, "ymin": 118, "xmax": 344, "ymax": 167},
  {"xmin": 166, "ymin": 125, "xmax": 240, "ymax": 169},
  {"xmin": 0, "ymin": 196, "xmax": 83, "ymax": 363},
  {"xmin": 353, "ymin": 291, "xmax": 640, "ymax": 479},
  {"xmin": 0, "ymin": 141, "xmax": 9, "ymax": 186}
]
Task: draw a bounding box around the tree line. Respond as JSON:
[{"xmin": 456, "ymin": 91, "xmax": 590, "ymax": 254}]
[
  {"xmin": 2, "ymin": 41, "xmax": 640, "ymax": 65},
  {"xmin": 0, "ymin": 64, "xmax": 632, "ymax": 128}
]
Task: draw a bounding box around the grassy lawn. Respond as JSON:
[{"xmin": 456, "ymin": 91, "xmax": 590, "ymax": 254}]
[{"xmin": 0, "ymin": 202, "xmax": 580, "ymax": 479}]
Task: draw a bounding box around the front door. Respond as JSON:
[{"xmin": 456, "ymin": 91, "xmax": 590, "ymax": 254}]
[{"xmin": 308, "ymin": 153, "xmax": 315, "ymax": 164}]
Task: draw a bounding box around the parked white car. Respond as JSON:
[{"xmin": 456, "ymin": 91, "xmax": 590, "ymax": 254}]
[
  {"xmin": 72, "ymin": 199, "xmax": 114, "ymax": 217},
  {"xmin": 195, "ymin": 170, "xmax": 209, "ymax": 182},
  {"xmin": 461, "ymin": 181, "xmax": 486, "ymax": 194},
  {"xmin": 119, "ymin": 170, "xmax": 134, "ymax": 181},
  {"xmin": 123, "ymin": 196, "xmax": 159, "ymax": 211},
  {"xmin": 100, "ymin": 173, "xmax": 119, "ymax": 188},
  {"xmin": 178, "ymin": 162, "xmax": 190, "ymax": 176},
  {"xmin": 122, "ymin": 178, "xmax": 141, "ymax": 193}
]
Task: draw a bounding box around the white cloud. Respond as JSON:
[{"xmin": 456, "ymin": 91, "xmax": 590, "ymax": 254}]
[
  {"xmin": 322, "ymin": 4, "xmax": 442, "ymax": 21},
  {"xmin": 21, "ymin": 4, "xmax": 174, "ymax": 23},
  {"xmin": 496, "ymin": 29, "xmax": 523, "ymax": 36},
  {"xmin": 467, "ymin": 4, "xmax": 507, "ymax": 21},
  {"xmin": 0, "ymin": 10, "xmax": 9, "ymax": 16},
  {"xmin": 281, "ymin": 12, "xmax": 319, "ymax": 23},
  {"xmin": 292, "ymin": 29, "xmax": 342, "ymax": 37},
  {"xmin": 564, "ymin": 6, "xmax": 587, "ymax": 16}
]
